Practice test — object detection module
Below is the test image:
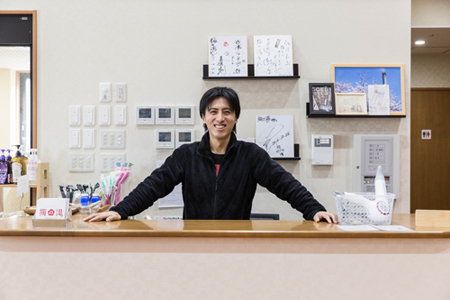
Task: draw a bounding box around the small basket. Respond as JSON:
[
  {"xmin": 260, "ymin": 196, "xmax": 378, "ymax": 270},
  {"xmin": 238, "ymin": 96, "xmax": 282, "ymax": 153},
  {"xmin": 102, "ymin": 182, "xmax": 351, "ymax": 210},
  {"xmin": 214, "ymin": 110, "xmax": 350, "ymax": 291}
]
[{"xmin": 335, "ymin": 192, "xmax": 395, "ymax": 225}]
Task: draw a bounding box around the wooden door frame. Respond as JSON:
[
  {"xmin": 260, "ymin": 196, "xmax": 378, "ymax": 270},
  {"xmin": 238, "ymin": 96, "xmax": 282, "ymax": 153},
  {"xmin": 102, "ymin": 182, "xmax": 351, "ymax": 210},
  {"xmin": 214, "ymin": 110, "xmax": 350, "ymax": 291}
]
[{"xmin": 0, "ymin": 11, "xmax": 37, "ymax": 148}]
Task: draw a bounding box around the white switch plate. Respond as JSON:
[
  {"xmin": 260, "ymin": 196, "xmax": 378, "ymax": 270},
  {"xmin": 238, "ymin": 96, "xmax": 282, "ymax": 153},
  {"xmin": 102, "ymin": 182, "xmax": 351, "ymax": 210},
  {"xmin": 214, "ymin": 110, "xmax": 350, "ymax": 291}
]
[
  {"xmin": 69, "ymin": 105, "xmax": 81, "ymax": 125},
  {"xmin": 100, "ymin": 130, "xmax": 126, "ymax": 149},
  {"xmin": 115, "ymin": 105, "xmax": 127, "ymax": 125},
  {"xmin": 100, "ymin": 82, "xmax": 112, "ymax": 102},
  {"xmin": 83, "ymin": 106, "xmax": 95, "ymax": 125},
  {"xmin": 99, "ymin": 106, "xmax": 111, "ymax": 125},
  {"xmin": 69, "ymin": 128, "xmax": 81, "ymax": 148},
  {"xmin": 115, "ymin": 83, "xmax": 127, "ymax": 102},
  {"xmin": 99, "ymin": 153, "xmax": 126, "ymax": 173},
  {"xmin": 69, "ymin": 153, "xmax": 95, "ymax": 172},
  {"xmin": 83, "ymin": 129, "xmax": 95, "ymax": 149}
]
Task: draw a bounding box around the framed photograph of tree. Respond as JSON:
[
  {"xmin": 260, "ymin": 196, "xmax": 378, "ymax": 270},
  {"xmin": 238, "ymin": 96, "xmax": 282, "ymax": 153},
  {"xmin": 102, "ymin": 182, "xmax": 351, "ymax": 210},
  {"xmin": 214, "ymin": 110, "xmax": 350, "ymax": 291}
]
[
  {"xmin": 309, "ymin": 83, "xmax": 336, "ymax": 115},
  {"xmin": 331, "ymin": 64, "xmax": 405, "ymax": 116}
]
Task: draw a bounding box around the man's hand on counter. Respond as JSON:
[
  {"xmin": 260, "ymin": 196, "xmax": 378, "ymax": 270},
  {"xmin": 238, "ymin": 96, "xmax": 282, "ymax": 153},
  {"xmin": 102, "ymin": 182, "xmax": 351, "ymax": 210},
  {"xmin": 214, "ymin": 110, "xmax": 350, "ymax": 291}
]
[
  {"xmin": 313, "ymin": 211, "xmax": 338, "ymax": 224},
  {"xmin": 83, "ymin": 211, "xmax": 121, "ymax": 222}
]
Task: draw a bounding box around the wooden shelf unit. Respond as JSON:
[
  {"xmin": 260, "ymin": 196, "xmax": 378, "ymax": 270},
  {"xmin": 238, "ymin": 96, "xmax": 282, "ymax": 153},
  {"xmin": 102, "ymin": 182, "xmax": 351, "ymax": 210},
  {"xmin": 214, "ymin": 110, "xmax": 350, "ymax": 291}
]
[
  {"xmin": 306, "ymin": 102, "xmax": 406, "ymax": 118},
  {"xmin": 203, "ymin": 64, "xmax": 300, "ymax": 80},
  {"xmin": 0, "ymin": 162, "xmax": 49, "ymax": 211}
]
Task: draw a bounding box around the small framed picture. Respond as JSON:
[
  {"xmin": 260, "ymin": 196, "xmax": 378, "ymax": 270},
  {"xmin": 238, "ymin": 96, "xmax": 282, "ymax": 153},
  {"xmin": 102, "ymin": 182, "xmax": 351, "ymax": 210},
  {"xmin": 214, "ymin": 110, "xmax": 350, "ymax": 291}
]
[
  {"xmin": 335, "ymin": 93, "xmax": 368, "ymax": 115},
  {"xmin": 309, "ymin": 83, "xmax": 336, "ymax": 115},
  {"xmin": 332, "ymin": 64, "xmax": 405, "ymax": 116}
]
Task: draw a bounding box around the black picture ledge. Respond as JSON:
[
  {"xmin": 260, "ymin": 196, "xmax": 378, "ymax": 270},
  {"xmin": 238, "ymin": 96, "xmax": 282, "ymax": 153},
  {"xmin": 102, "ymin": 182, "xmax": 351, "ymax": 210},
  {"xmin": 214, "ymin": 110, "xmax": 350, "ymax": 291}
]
[
  {"xmin": 306, "ymin": 103, "xmax": 406, "ymax": 118},
  {"xmin": 273, "ymin": 144, "xmax": 301, "ymax": 161},
  {"xmin": 203, "ymin": 64, "xmax": 300, "ymax": 80}
]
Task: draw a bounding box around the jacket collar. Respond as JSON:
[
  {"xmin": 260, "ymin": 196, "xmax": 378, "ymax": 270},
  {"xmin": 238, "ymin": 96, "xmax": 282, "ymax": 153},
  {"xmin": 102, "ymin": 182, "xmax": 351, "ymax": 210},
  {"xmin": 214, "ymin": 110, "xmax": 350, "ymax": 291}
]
[{"xmin": 198, "ymin": 131, "xmax": 237, "ymax": 157}]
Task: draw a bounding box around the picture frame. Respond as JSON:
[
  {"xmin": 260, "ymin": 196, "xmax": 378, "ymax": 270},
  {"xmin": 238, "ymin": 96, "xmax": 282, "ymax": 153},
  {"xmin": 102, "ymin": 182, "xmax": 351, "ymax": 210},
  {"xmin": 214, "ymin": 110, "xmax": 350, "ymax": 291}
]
[
  {"xmin": 309, "ymin": 83, "xmax": 336, "ymax": 115},
  {"xmin": 335, "ymin": 93, "xmax": 368, "ymax": 115},
  {"xmin": 332, "ymin": 64, "xmax": 405, "ymax": 116}
]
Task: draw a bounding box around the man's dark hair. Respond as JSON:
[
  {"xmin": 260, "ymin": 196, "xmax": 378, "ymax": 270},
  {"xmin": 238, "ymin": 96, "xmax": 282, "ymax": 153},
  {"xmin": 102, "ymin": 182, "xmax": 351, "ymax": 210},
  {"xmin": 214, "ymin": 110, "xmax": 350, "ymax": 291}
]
[{"xmin": 199, "ymin": 86, "xmax": 241, "ymax": 133}]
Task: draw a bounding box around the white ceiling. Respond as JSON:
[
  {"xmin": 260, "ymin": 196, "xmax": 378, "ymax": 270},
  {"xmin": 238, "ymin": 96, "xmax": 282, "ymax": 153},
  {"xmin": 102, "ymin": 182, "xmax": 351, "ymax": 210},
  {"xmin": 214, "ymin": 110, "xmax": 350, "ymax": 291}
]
[{"xmin": 411, "ymin": 27, "xmax": 450, "ymax": 54}]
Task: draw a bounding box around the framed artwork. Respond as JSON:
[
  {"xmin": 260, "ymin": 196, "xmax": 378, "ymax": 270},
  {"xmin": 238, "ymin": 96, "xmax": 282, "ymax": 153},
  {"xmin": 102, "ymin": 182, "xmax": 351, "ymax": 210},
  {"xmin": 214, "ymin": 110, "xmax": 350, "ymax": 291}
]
[
  {"xmin": 335, "ymin": 93, "xmax": 368, "ymax": 115},
  {"xmin": 309, "ymin": 83, "xmax": 336, "ymax": 115},
  {"xmin": 332, "ymin": 64, "xmax": 405, "ymax": 116}
]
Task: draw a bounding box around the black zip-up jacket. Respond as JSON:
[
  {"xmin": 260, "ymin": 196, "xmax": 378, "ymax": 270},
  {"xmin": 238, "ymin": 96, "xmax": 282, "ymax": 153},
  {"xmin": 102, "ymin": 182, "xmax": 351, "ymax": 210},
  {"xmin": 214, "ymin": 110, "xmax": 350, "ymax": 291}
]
[{"xmin": 110, "ymin": 132, "xmax": 326, "ymax": 220}]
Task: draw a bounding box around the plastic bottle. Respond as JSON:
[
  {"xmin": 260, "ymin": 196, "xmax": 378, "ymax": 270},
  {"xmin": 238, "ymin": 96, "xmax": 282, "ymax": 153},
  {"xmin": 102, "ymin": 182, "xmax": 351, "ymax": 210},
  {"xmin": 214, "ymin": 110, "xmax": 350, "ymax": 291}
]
[
  {"xmin": 79, "ymin": 193, "xmax": 90, "ymax": 214},
  {"xmin": 91, "ymin": 193, "xmax": 100, "ymax": 204},
  {"xmin": 0, "ymin": 150, "xmax": 7, "ymax": 184},
  {"xmin": 6, "ymin": 150, "xmax": 12, "ymax": 184},
  {"xmin": 21, "ymin": 146, "xmax": 28, "ymax": 175},
  {"xmin": 12, "ymin": 145, "xmax": 27, "ymax": 175},
  {"xmin": 12, "ymin": 161, "xmax": 22, "ymax": 183},
  {"xmin": 27, "ymin": 149, "xmax": 39, "ymax": 185}
]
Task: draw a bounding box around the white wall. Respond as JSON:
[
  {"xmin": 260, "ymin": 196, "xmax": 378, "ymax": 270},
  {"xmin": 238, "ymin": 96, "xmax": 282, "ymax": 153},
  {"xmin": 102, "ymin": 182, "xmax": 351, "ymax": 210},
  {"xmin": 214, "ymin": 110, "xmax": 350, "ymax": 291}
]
[
  {"xmin": 412, "ymin": 0, "xmax": 450, "ymax": 88},
  {"xmin": 412, "ymin": 54, "xmax": 450, "ymax": 87},
  {"xmin": 3, "ymin": 0, "xmax": 411, "ymax": 218},
  {"xmin": 412, "ymin": 0, "xmax": 450, "ymax": 26}
]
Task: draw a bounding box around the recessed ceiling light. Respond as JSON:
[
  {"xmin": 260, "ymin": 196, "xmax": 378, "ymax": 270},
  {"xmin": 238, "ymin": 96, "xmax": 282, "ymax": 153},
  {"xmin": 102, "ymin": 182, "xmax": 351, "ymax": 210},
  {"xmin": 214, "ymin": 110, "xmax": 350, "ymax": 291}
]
[{"xmin": 415, "ymin": 40, "xmax": 425, "ymax": 45}]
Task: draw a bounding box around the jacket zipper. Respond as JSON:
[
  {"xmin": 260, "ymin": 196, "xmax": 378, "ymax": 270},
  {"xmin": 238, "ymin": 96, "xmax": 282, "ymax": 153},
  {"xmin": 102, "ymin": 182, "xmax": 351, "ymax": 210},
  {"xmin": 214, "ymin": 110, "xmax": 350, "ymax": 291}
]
[{"xmin": 197, "ymin": 138, "xmax": 235, "ymax": 219}]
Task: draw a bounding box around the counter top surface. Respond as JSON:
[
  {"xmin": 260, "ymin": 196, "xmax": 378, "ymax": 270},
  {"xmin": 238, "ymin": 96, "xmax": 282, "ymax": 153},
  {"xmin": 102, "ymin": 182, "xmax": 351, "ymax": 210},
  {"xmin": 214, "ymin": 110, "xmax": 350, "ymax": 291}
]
[{"xmin": 0, "ymin": 213, "xmax": 449, "ymax": 238}]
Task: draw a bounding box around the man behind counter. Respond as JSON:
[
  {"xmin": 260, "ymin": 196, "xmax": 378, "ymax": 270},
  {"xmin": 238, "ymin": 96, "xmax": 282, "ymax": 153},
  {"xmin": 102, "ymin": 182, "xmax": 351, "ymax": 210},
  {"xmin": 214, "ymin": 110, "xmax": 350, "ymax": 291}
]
[{"xmin": 84, "ymin": 87, "xmax": 337, "ymax": 223}]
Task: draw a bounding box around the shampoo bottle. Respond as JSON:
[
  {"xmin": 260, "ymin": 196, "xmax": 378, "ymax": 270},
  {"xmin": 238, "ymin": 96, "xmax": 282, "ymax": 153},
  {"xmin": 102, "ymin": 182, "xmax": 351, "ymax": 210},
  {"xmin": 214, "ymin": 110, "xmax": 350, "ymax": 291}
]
[
  {"xmin": 12, "ymin": 145, "xmax": 24, "ymax": 182},
  {"xmin": 0, "ymin": 149, "xmax": 7, "ymax": 184},
  {"xmin": 12, "ymin": 145, "xmax": 24, "ymax": 175},
  {"xmin": 6, "ymin": 150, "xmax": 12, "ymax": 184},
  {"xmin": 12, "ymin": 161, "xmax": 22, "ymax": 183},
  {"xmin": 21, "ymin": 146, "xmax": 28, "ymax": 175},
  {"xmin": 27, "ymin": 149, "xmax": 39, "ymax": 185}
]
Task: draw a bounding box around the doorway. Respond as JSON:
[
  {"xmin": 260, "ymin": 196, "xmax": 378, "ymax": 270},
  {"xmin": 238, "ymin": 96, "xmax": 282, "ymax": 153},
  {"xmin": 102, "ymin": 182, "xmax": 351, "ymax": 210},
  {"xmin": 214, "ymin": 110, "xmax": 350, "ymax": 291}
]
[{"xmin": 410, "ymin": 88, "xmax": 450, "ymax": 212}]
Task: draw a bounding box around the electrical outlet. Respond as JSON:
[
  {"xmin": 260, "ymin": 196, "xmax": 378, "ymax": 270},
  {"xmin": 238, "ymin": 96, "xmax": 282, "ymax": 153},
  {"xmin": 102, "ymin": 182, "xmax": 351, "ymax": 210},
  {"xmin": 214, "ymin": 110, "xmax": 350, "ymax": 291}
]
[
  {"xmin": 100, "ymin": 130, "xmax": 126, "ymax": 149},
  {"xmin": 69, "ymin": 153, "xmax": 95, "ymax": 172},
  {"xmin": 99, "ymin": 153, "xmax": 126, "ymax": 172}
]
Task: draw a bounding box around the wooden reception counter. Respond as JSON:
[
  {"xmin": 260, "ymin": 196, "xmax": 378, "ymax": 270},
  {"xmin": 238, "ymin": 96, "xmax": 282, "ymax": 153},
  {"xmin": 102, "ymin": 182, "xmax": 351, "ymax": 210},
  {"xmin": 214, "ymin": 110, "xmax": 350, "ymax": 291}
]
[
  {"xmin": 0, "ymin": 213, "xmax": 449, "ymax": 238},
  {"xmin": 1, "ymin": 214, "xmax": 449, "ymax": 299}
]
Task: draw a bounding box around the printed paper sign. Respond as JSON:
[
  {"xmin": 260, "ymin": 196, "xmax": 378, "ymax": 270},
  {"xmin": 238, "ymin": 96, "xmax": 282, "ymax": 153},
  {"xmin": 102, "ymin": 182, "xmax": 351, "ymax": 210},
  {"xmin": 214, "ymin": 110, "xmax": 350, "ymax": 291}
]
[
  {"xmin": 16, "ymin": 175, "xmax": 29, "ymax": 197},
  {"xmin": 35, "ymin": 198, "xmax": 69, "ymax": 219}
]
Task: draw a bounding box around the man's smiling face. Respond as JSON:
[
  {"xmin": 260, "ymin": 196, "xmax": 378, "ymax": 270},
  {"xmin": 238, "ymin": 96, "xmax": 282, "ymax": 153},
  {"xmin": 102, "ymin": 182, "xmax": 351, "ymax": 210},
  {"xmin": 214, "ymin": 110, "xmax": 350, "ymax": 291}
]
[{"xmin": 202, "ymin": 97, "xmax": 237, "ymax": 143}]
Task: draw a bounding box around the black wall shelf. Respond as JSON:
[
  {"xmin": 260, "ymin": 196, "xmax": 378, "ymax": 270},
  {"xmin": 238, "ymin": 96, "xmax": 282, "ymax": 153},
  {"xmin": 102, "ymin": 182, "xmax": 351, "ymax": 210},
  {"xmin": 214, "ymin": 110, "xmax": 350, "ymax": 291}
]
[
  {"xmin": 203, "ymin": 64, "xmax": 300, "ymax": 80},
  {"xmin": 306, "ymin": 103, "xmax": 406, "ymax": 118},
  {"xmin": 273, "ymin": 144, "xmax": 301, "ymax": 161}
]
